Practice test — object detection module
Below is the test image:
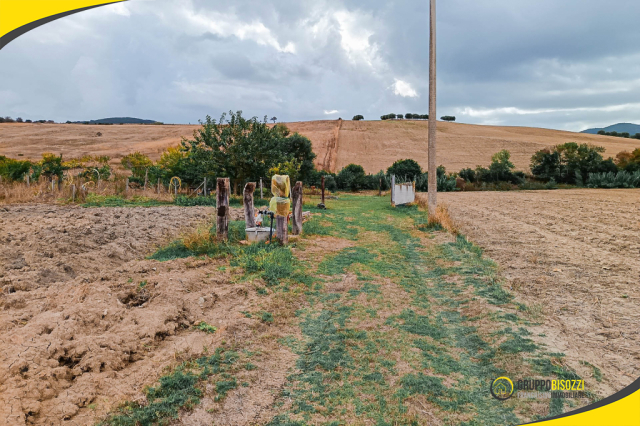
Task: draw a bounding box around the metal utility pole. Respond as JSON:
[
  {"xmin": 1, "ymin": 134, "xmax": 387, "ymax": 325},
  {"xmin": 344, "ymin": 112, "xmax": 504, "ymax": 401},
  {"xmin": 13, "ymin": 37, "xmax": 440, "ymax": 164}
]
[{"xmin": 427, "ymin": 0, "xmax": 437, "ymax": 215}]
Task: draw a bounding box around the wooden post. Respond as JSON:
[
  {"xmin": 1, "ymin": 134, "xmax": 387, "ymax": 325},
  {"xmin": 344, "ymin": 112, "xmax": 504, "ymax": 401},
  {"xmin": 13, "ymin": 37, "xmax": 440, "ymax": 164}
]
[
  {"xmin": 72, "ymin": 185, "xmax": 76, "ymax": 202},
  {"xmin": 217, "ymin": 178, "xmax": 230, "ymax": 240},
  {"xmin": 203, "ymin": 177, "xmax": 207, "ymax": 197},
  {"xmin": 378, "ymin": 178, "xmax": 382, "ymax": 196},
  {"xmin": 51, "ymin": 179, "xmax": 55, "ymax": 192},
  {"xmin": 391, "ymin": 175, "xmax": 396, "ymax": 206},
  {"xmin": 126, "ymin": 178, "xmax": 130, "ymax": 193},
  {"xmin": 291, "ymin": 181, "xmax": 303, "ymax": 235},
  {"xmin": 321, "ymin": 176, "xmax": 325, "ymax": 205},
  {"xmin": 157, "ymin": 178, "xmax": 161, "ymax": 194},
  {"xmin": 276, "ymin": 215, "xmax": 288, "ymax": 245},
  {"xmin": 244, "ymin": 182, "xmax": 256, "ymax": 228},
  {"xmin": 97, "ymin": 178, "xmax": 100, "ymax": 191},
  {"xmin": 144, "ymin": 169, "xmax": 149, "ymax": 190},
  {"xmin": 174, "ymin": 182, "xmax": 178, "ymax": 197},
  {"xmin": 26, "ymin": 175, "xmax": 30, "ymax": 188},
  {"xmin": 260, "ymin": 178, "xmax": 263, "ymax": 199}
]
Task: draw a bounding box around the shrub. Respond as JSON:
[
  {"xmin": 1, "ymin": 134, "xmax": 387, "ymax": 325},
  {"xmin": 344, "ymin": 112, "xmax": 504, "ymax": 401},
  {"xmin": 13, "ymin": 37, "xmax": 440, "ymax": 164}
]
[
  {"xmin": 337, "ymin": 164, "xmax": 366, "ymax": 191},
  {"xmin": 459, "ymin": 168, "xmax": 476, "ymax": 183},
  {"xmin": 616, "ymin": 148, "xmax": 640, "ymax": 172},
  {"xmin": 387, "ymin": 159, "xmax": 422, "ymax": 182},
  {"xmin": 0, "ymin": 156, "xmax": 32, "ymax": 182},
  {"xmin": 40, "ymin": 153, "xmax": 66, "ymax": 181},
  {"xmin": 352, "ymin": 115, "xmax": 364, "ymax": 121},
  {"xmin": 530, "ymin": 142, "xmax": 614, "ymax": 184},
  {"xmin": 587, "ymin": 171, "xmax": 640, "ymax": 188},
  {"xmin": 441, "ymin": 116, "xmax": 456, "ymax": 122}
]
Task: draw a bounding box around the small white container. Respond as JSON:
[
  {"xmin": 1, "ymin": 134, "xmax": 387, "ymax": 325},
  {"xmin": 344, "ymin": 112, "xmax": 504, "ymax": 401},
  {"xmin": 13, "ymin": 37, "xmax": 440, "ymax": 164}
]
[{"xmin": 245, "ymin": 227, "xmax": 273, "ymax": 243}]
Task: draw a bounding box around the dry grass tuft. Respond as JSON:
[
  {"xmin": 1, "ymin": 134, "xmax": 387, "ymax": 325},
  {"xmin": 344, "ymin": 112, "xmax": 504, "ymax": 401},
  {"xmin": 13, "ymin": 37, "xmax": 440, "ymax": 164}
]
[{"xmin": 427, "ymin": 204, "xmax": 460, "ymax": 235}]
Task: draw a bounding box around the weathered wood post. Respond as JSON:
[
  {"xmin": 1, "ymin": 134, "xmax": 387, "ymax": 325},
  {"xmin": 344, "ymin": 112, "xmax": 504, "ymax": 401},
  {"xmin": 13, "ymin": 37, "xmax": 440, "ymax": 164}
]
[
  {"xmin": 243, "ymin": 182, "xmax": 256, "ymax": 228},
  {"xmin": 157, "ymin": 178, "xmax": 161, "ymax": 194},
  {"xmin": 203, "ymin": 177, "xmax": 207, "ymax": 197},
  {"xmin": 259, "ymin": 178, "xmax": 263, "ymax": 199},
  {"xmin": 51, "ymin": 179, "xmax": 55, "ymax": 192},
  {"xmin": 378, "ymin": 178, "xmax": 382, "ymax": 196},
  {"xmin": 321, "ymin": 176, "xmax": 325, "ymax": 205},
  {"xmin": 391, "ymin": 175, "xmax": 396, "ymax": 206},
  {"xmin": 57, "ymin": 176, "xmax": 62, "ymax": 191},
  {"xmin": 26, "ymin": 175, "xmax": 30, "ymax": 188},
  {"xmin": 217, "ymin": 178, "xmax": 230, "ymax": 240},
  {"xmin": 291, "ymin": 181, "xmax": 303, "ymax": 235},
  {"xmin": 72, "ymin": 185, "xmax": 76, "ymax": 202},
  {"xmin": 276, "ymin": 215, "xmax": 288, "ymax": 245},
  {"xmin": 126, "ymin": 178, "xmax": 130, "ymax": 193},
  {"xmin": 144, "ymin": 169, "xmax": 149, "ymax": 190}
]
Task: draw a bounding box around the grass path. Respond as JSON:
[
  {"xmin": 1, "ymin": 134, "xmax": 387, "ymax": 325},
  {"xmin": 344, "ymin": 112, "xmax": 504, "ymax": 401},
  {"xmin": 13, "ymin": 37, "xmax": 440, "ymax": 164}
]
[{"xmin": 102, "ymin": 195, "xmax": 596, "ymax": 426}]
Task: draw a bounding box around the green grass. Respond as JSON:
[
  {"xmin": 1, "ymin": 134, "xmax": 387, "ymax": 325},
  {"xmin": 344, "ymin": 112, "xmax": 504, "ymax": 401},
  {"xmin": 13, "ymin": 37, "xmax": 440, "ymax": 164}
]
[
  {"xmin": 101, "ymin": 348, "xmax": 239, "ymax": 425},
  {"xmin": 83, "ymin": 194, "xmax": 169, "ymax": 207},
  {"xmin": 195, "ymin": 322, "xmax": 217, "ymax": 334}
]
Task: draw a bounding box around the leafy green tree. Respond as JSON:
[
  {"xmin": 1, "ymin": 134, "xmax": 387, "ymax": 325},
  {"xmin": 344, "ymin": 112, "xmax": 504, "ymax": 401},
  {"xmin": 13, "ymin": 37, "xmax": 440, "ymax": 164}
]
[
  {"xmin": 387, "ymin": 159, "xmax": 422, "ymax": 181},
  {"xmin": 441, "ymin": 116, "xmax": 456, "ymax": 122},
  {"xmin": 0, "ymin": 156, "xmax": 32, "ymax": 181},
  {"xmin": 352, "ymin": 115, "xmax": 364, "ymax": 121},
  {"xmin": 121, "ymin": 152, "xmax": 153, "ymax": 179},
  {"xmin": 337, "ymin": 164, "xmax": 366, "ymax": 191},
  {"xmin": 531, "ymin": 143, "xmax": 613, "ymax": 184}
]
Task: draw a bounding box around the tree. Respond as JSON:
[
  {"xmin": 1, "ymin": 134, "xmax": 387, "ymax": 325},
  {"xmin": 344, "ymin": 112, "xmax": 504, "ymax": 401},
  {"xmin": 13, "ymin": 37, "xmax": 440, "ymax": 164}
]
[
  {"xmin": 387, "ymin": 159, "xmax": 422, "ymax": 181},
  {"xmin": 271, "ymin": 117, "xmax": 277, "ymax": 124},
  {"xmin": 352, "ymin": 115, "xmax": 364, "ymax": 121},
  {"xmin": 530, "ymin": 143, "xmax": 613, "ymax": 184},
  {"xmin": 337, "ymin": 164, "xmax": 366, "ymax": 191},
  {"xmin": 16, "ymin": 117, "xmax": 23, "ymax": 123},
  {"xmin": 121, "ymin": 152, "xmax": 153, "ymax": 179},
  {"xmin": 441, "ymin": 116, "xmax": 456, "ymax": 122},
  {"xmin": 40, "ymin": 153, "xmax": 66, "ymax": 181},
  {"xmin": 597, "ymin": 130, "xmax": 606, "ymax": 135},
  {"xmin": 397, "ymin": 114, "xmax": 404, "ymax": 119}
]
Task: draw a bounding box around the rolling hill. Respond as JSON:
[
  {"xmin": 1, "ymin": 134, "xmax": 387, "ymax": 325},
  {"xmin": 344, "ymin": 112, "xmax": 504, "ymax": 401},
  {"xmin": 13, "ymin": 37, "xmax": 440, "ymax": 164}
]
[
  {"xmin": 73, "ymin": 117, "xmax": 159, "ymax": 125},
  {"xmin": 581, "ymin": 123, "xmax": 640, "ymax": 135},
  {"xmin": 1, "ymin": 120, "xmax": 639, "ymax": 173}
]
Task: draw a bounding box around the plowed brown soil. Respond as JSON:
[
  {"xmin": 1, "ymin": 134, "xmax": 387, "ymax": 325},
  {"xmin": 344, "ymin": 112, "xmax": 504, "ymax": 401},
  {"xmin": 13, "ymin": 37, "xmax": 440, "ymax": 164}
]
[
  {"xmin": 438, "ymin": 189, "xmax": 640, "ymax": 395},
  {"xmin": 0, "ymin": 205, "xmax": 299, "ymax": 425},
  {"xmin": 2, "ymin": 120, "xmax": 638, "ymax": 174}
]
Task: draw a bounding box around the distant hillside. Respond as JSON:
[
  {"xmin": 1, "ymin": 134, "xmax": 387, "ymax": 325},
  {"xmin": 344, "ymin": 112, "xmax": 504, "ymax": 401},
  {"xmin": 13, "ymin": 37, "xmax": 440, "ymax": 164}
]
[
  {"xmin": 74, "ymin": 117, "xmax": 159, "ymax": 125},
  {"xmin": 582, "ymin": 123, "xmax": 640, "ymax": 135}
]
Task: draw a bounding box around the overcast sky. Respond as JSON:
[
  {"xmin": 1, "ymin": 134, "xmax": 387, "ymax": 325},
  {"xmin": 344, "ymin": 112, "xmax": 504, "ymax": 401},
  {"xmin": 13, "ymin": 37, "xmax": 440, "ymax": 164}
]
[{"xmin": 1, "ymin": 0, "xmax": 640, "ymax": 131}]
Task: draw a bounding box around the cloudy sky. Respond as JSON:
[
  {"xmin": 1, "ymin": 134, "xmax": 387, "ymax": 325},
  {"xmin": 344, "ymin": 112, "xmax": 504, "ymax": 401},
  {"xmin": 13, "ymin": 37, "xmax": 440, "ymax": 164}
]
[{"xmin": 1, "ymin": 0, "xmax": 640, "ymax": 131}]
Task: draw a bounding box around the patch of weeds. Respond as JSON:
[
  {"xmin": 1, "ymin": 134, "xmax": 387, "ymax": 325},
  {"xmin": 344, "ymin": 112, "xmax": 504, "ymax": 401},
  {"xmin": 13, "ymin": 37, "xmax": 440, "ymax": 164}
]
[
  {"xmin": 260, "ymin": 312, "xmax": 274, "ymax": 324},
  {"xmin": 256, "ymin": 287, "xmax": 268, "ymax": 295},
  {"xmin": 195, "ymin": 322, "xmax": 217, "ymax": 334},
  {"xmin": 138, "ymin": 280, "xmax": 148, "ymax": 290},
  {"xmin": 240, "ymin": 311, "xmax": 253, "ymax": 318},
  {"xmin": 245, "ymin": 363, "xmax": 257, "ymax": 371},
  {"xmin": 214, "ymin": 378, "xmax": 238, "ymax": 401},
  {"xmin": 581, "ymin": 361, "xmax": 602, "ymax": 382},
  {"xmin": 393, "ymin": 309, "xmax": 446, "ymax": 340},
  {"xmin": 149, "ymin": 241, "xmax": 195, "ymax": 261}
]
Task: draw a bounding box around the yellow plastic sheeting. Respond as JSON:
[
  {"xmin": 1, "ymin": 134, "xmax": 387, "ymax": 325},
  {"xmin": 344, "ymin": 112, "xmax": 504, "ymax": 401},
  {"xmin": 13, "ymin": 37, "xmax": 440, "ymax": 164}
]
[{"xmin": 270, "ymin": 175, "xmax": 291, "ymax": 217}]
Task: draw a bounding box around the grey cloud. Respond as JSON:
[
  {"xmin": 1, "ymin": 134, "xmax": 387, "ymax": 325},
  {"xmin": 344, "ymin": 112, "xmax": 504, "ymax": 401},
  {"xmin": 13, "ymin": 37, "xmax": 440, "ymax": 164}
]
[{"xmin": 1, "ymin": 0, "xmax": 640, "ymax": 130}]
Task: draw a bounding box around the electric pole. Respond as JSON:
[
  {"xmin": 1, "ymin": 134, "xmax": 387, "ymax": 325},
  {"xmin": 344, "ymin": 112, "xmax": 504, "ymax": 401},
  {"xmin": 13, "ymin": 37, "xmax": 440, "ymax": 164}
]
[{"xmin": 427, "ymin": 0, "xmax": 437, "ymax": 215}]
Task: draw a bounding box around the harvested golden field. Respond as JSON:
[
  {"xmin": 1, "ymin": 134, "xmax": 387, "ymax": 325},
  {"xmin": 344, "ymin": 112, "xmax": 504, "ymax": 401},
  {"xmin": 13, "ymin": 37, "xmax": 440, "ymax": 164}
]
[
  {"xmin": 438, "ymin": 188, "xmax": 640, "ymax": 396},
  {"xmin": 2, "ymin": 120, "xmax": 639, "ymax": 173}
]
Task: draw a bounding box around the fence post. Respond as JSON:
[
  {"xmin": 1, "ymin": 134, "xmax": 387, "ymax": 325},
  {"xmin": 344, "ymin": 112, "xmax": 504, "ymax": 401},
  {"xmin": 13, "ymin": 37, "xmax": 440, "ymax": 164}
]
[
  {"xmin": 291, "ymin": 181, "xmax": 303, "ymax": 235},
  {"xmin": 26, "ymin": 175, "xmax": 30, "ymax": 188},
  {"xmin": 260, "ymin": 178, "xmax": 263, "ymax": 199},
  {"xmin": 144, "ymin": 169, "xmax": 149, "ymax": 190},
  {"xmin": 321, "ymin": 176, "xmax": 325, "ymax": 205},
  {"xmin": 217, "ymin": 178, "xmax": 230, "ymax": 240},
  {"xmin": 276, "ymin": 215, "xmax": 288, "ymax": 245},
  {"xmin": 51, "ymin": 179, "xmax": 55, "ymax": 192},
  {"xmin": 391, "ymin": 175, "xmax": 396, "ymax": 206},
  {"xmin": 57, "ymin": 176, "xmax": 62, "ymax": 191},
  {"xmin": 379, "ymin": 178, "xmax": 382, "ymax": 196},
  {"xmin": 157, "ymin": 178, "xmax": 161, "ymax": 194},
  {"xmin": 203, "ymin": 177, "xmax": 207, "ymax": 197},
  {"xmin": 126, "ymin": 178, "xmax": 130, "ymax": 193},
  {"xmin": 244, "ymin": 182, "xmax": 256, "ymax": 228},
  {"xmin": 72, "ymin": 185, "xmax": 76, "ymax": 202}
]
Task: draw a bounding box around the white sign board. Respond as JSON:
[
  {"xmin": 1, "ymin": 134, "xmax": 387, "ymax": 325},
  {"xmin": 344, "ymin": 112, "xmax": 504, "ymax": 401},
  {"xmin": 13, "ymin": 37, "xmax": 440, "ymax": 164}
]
[{"xmin": 391, "ymin": 175, "xmax": 415, "ymax": 206}]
